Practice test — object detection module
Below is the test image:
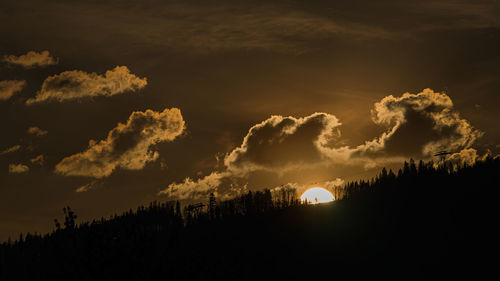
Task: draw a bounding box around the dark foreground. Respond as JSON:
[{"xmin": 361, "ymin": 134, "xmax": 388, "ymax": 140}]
[{"xmin": 1, "ymin": 157, "xmax": 498, "ymax": 280}]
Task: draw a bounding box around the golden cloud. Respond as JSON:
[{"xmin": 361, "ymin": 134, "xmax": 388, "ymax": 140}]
[
  {"xmin": 55, "ymin": 108, "xmax": 185, "ymax": 178},
  {"xmin": 26, "ymin": 66, "xmax": 147, "ymax": 104},
  {"xmin": 30, "ymin": 155, "xmax": 45, "ymax": 166},
  {"xmin": 3, "ymin": 50, "xmax": 58, "ymax": 68},
  {"xmin": 27, "ymin": 127, "xmax": 48, "ymax": 137},
  {"xmin": 0, "ymin": 145, "xmax": 21, "ymax": 156},
  {"xmin": 9, "ymin": 164, "xmax": 29, "ymax": 174},
  {"xmin": 0, "ymin": 80, "xmax": 26, "ymax": 101}
]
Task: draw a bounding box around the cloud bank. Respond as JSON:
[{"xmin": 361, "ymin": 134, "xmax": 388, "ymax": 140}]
[
  {"xmin": 3, "ymin": 50, "xmax": 58, "ymax": 68},
  {"xmin": 160, "ymin": 89, "xmax": 483, "ymax": 200},
  {"xmin": 55, "ymin": 108, "xmax": 185, "ymax": 178},
  {"xmin": 0, "ymin": 80, "xmax": 26, "ymax": 101},
  {"xmin": 26, "ymin": 66, "xmax": 147, "ymax": 104}
]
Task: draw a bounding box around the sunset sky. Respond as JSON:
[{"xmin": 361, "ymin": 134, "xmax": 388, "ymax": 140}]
[{"xmin": 1, "ymin": 0, "xmax": 499, "ymax": 240}]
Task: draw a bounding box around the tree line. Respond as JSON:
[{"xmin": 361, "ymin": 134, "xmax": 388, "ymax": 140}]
[{"xmin": 0, "ymin": 155, "xmax": 498, "ymax": 280}]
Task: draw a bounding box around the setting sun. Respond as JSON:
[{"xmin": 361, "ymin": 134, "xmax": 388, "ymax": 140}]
[{"xmin": 300, "ymin": 187, "xmax": 335, "ymax": 204}]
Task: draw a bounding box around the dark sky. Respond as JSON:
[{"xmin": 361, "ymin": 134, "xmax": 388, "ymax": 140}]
[{"xmin": 1, "ymin": 0, "xmax": 499, "ymax": 240}]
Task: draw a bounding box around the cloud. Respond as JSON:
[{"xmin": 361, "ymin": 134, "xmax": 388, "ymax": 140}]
[
  {"xmin": 26, "ymin": 66, "xmax": 147, "ymax": 104},
  {"xmin": 8, "ymin": 164, "xmax": 29, "ymax": 174},
  {"xmin": 444, "ymin": 148, "xmax": 478, "ymax": 166},
  {"xmin": 27, "ymin": 126, "xmax": 48, "ymax": 137},
  {"xmin": 323, "ymin": 178, "xmax": 345, "ymax": 190},
  {"xmin": 224, "ymin": 113, "xmax": 341, "ymax": 173},
  {"xmin": 55, "ymin": 108, "xmax": 185, "ymax": 178},
  {"xmin": 359, "ymin": 88, "xmax": 482, "ymax": 158},
  {"xmin": 443, "ymin": 147, "xmax": 498, "ymax": 167},
  {"xmin": 317, "ymin": 89, "xmax": 483, "ymax": 166},
  {"xmin": 0, "ymin": 80, "xmax": 26, "ymax": 101},
  {"xmin": 159, "ymin": 171, "xmax": 234, "ymax": 200},
  {"xmin": 0, "ymin": 145, "xmax": 21, "ymax": 156},
  {"xmin": 30, "ymin": 154, "xmax": 45, "ymax": 166},
  {"xmin": 161, "ymin": 89, "xmax": 482, "ymax": 200},
  {"xmin": 3, "ymin": 50, "xmax": 58, "ymax": 68}
]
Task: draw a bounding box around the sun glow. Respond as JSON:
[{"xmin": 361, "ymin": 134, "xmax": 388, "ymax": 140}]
[{"xmin": 300, "ymin": 187, "xmax": 335, "ymax": 204}]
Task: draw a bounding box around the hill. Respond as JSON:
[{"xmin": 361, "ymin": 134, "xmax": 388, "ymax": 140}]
[{"xmin": 1, "ymin": 157, "xmax": 498, "ymax": 280}]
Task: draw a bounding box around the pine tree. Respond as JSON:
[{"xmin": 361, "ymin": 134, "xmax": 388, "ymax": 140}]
[
  {"xmin": 54, "ymin": 219, "xmax": 61, "ymax": 231},
  {"xmin": 63, "ymin": 206, "xmax": 77, "ymax": 229},
  {"xmin": 209, "ymin": 193, "xmax": 216, "ymax": 219}
]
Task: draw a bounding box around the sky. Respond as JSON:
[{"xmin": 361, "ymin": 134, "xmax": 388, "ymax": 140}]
[{"xmin": 1, "ymin": 0, "xmax": 499, "ymax": 240}]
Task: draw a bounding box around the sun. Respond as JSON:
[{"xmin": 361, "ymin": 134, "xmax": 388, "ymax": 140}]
[{"xmin": 300, "ymin": 187, "xmax": 335, "ymax": 204}]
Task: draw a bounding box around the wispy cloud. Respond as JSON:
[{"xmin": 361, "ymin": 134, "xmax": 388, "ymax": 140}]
[
  {"xmin": 2, "ymin": 1, "xmax": 499, "ymax": 57},
  {"xmin": 136, "ymin": 6, "xmax": 392, "ymax": 53},
  {"xmin": 0, "ymin": 145, "xmax": 21, "ymax": 156},
  {"xmin": 76, "ymin": 181, "xmax": 99, "ymax": 193},
  {"xmin": 410, "ymin": 1, "xmax": 500, "ymax": 31},
  {"xmin": 26, "ymin": 66, "xmax": 147, "ymax": 104},
  {"xmin": 32, "ymin": 0, "xmax": 500, "ymax": 54},
  {"xmin": 34, "ymin": 2, "xmax": 393, "ymax": 55}
]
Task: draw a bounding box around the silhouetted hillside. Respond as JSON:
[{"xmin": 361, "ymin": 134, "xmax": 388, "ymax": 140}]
[{"xmin": 0, "ymin": 157, "xmax": 498, "ymax": 280}]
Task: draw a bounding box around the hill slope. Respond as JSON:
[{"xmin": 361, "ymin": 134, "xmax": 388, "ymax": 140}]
[{"xmin": 1, "ymin": 157, "xmax": 498, "ymax": 280}]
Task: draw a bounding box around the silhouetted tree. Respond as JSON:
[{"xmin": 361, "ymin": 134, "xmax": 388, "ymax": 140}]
[
  {"xmin": 62, "ymin": 206, "xmax": 77, "ymax": 229},
  {"xmin": 208, "ymin": 192, "xmax": 216, "ymax": 219},
  {"xmin": 54, "ymin": 219, "xmax": 61, "ymax": 230}
]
